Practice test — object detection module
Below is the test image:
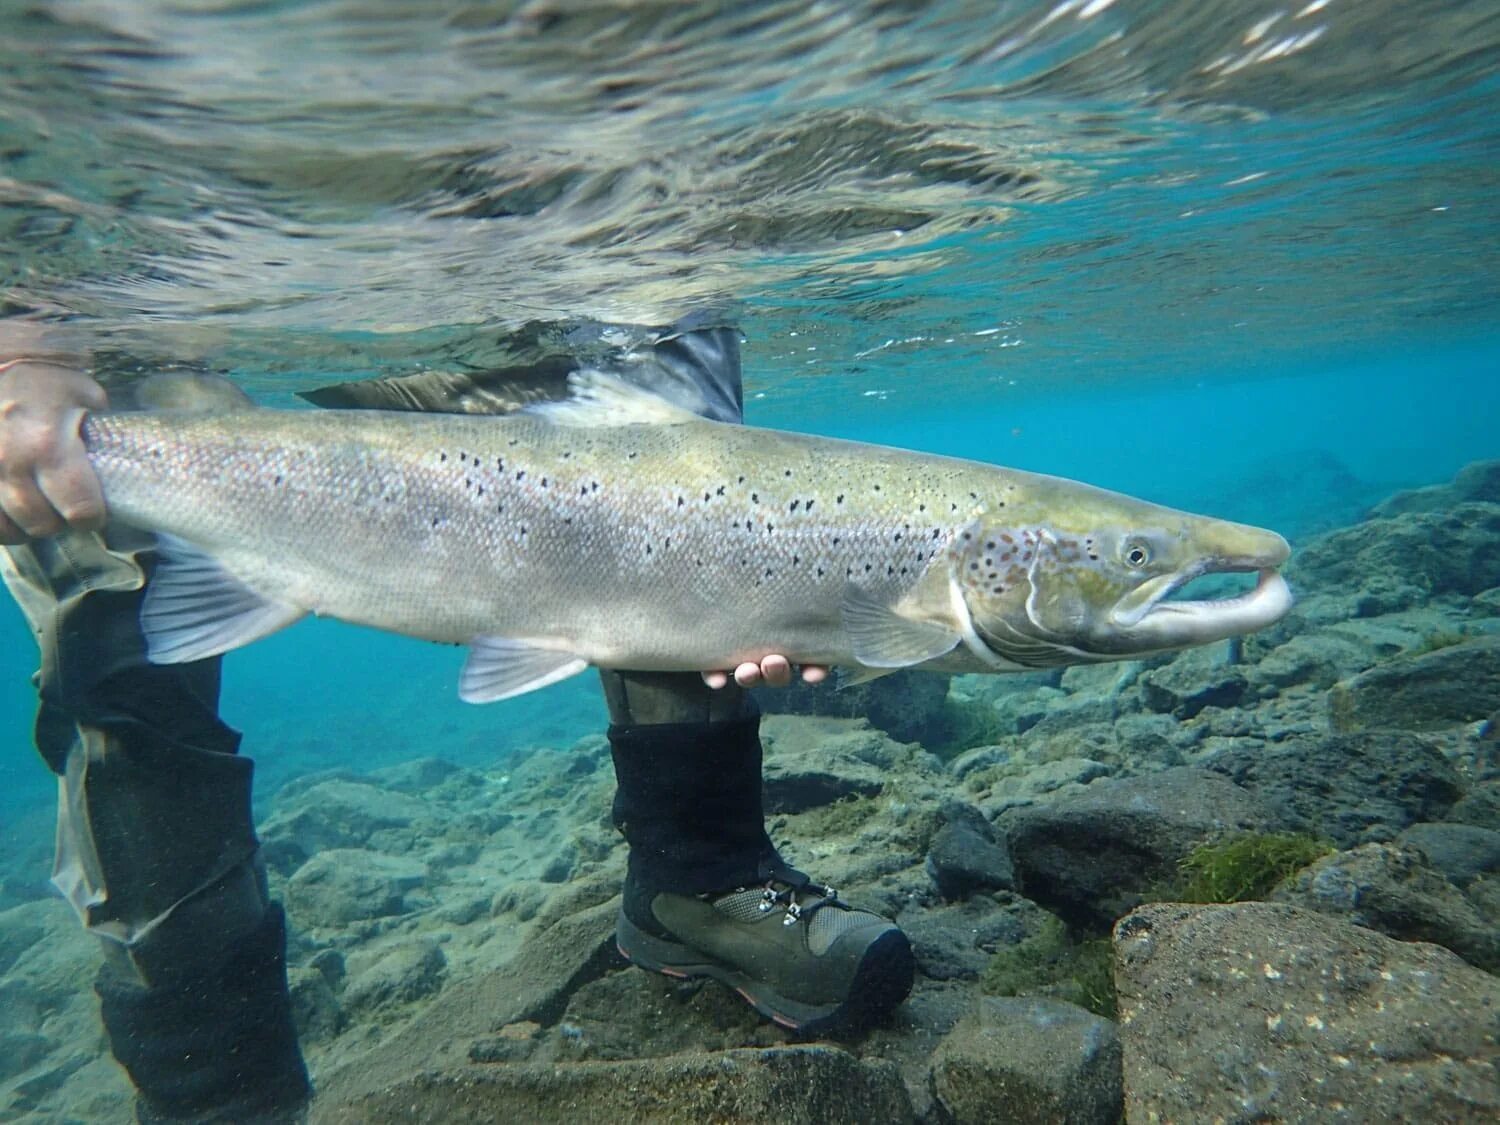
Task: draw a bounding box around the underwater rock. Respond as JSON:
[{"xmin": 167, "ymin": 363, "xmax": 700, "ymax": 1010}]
[
  {"xmin": 284, "ymin": 848, "xmax": 429, "ymax": 928},
  {"xmin": 755, "ymin": 668, "xmax": 949, "ymax": 745},
  {"xmin": 288, "ymin": 964, "xmax": 343, "ymax": 1044},
  {"xmin": 343, "ymin": 938, "xmax": 448, "ymax": 1016},
  {"xmin": 1138, "ymin": 646, "xmax": 1249, "ymax": 719},
  {"xmin": 1288, "ymin": 501, "xmax": 1500, "ymax": 614},
  {"xmin": 759, "ymin": 717, "xmax": 894, "ymax": 813},
  {"xmin": 898, "ymin": 895, "xmax": 1030, "ymax": 982},
  {"xmin": 925, "ymin": 802, "xmax": 1016, "ymax": 900},
  {"xmin": 1113, "ymin": 902, "xmax": 1500, "ymax": 1124},
  {"xmin": 316, "ymin": 1045, "xmax": 914, "ymax": 1125},
  {"xmin": 973, "ymin": 757, "xmax": 1116, "ymax": 819},
  {"xmin": 1275, "ymin": 843, "xmax": 1500, "ymax": 971},
  {"xmin": 999, "ymin": 768, "xmax": 1284, "ymax": 929},
  {"xmin": 1369, "ymin": 458, "xmax": 1500, "ymax": 517},
  {"xmin": 1328, "ymin": 635, "xmax": 1500, "ymax": 731},
  {"xmin": 260, "ymin": 777, "xmax": 435, "ymax": 861},
  {"xmin": 1398, "ymin": 822, "xmax": 1500, "ymax": 886},
  {"xmin": 925, "ymin": 823, "xmax": 1015, "ymax": 901},
  {"xmin": 368, "ymin": 755, "xmax": 472, "ymax": 792},
  {"xmin": 1204, "ymin": 731, "xmax": 1464, "ymax": 846},
  {"xmin": 927, "ymin": 996, "xmax": 1122, "ymax": 1125}
]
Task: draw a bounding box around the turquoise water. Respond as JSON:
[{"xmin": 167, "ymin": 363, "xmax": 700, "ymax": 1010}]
[{"xmin": 0, "ymin": 2, "xmax": 1497, "ymax": 1115}]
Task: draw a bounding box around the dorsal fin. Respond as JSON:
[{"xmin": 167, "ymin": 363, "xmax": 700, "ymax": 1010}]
[{"xmin": 527, "ymin": 369, "xmax": 707, "ymax": 428}]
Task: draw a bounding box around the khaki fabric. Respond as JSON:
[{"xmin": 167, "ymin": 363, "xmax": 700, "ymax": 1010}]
[{"xmin": 3, "ymin": 528, "xmax": 266, "ymax": 985}]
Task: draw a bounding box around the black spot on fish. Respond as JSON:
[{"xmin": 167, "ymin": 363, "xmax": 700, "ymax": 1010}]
[
  {"xmin": 497, "ymin": 458, "xmax": 504, "ymax": 470},
  {"xmin": 900, "ymin": 566, "xmax": 908, "ymax": 575},
  {"xmin": 737, "ymin": 475, "xmax": 745, "ymax": 484},
  {"xmin": 873, "ymin": 484, "xmax": 881, "ymax": 492},
  {"xmin": 561, "ymin": 451, "xmax": 571, "ymax": 459},
  {"xmin": 969, "ymin": 491, "xmax": 978, "ymax": 500},
  {"xmin": 464, "ymin": 477, "xmax": 471, "ymax": 489},
  {"xmin": 951, "ymin": 502, "xmax": 958, "ymax": 512},
  {"xmin": 766, "ymin": 522, "xmax": 775, "ymax": 533},
  {"xmin": 431, "ymin": 516, "xmax": 440, "ymax": 528},
  {"xmin": 628, "ymin": 451, "xmax": 638, "ymax": 459},
  {"xmin": 274, "ymin": 474, "xmax": 283, "ymax": 486},
  {"xmin": 477, "ymin": 485, "xmax": 485, "ymax": 496},
  {"xmin": 836, "ymin": 494, "xmax": 845, "ymax": 504},
  {"xmin": 932, "ymin": 529, "xmax": 941, "ymax": 539},
  {"xmin": 894, "ymin": 532, "xmax": 903, "ymax": 542},
  {"xmin": 805, "ymin": 500, "xmax": 814, "ymax": 513},
  {"xmin": 516, "ymin": 470, "xmax": 526, "ymax": 481},
  {"xmin": 918, "ymin": 503, "xmax": 926, "ymax": 512},
  {"xmin": 970, "ymin": 562, "xmax": 979, "ymax": 571},
  {"xmin": 986, "ymin": 541, "xmax": 996, "ymax": 550},
  {"xmin": 646, "ymin": 544, "xmax": 652, "ymax": 554},
  {"xmin": 792, "ymin": 555, "xmax": 800, "ymax": 566},
  {"xmin": 459, "ymin": 452, "xmax": 467, "ymax": 462},
  {"xmin": 765, "ymin": 567, "xmax": 773, "ymax": 578},
  {"xmin": 440, "ymin": 452, "xmax": 448, "ymax": 462},
  {"xmin": 677, "ymin": 496, "xmax": 685, "ymax": 507},
  {"xmin": 509, "ymin": 439, "xmax": 519, "ymax": 446},
  {"xmin": 703, "ymin": 492, "xmax": 711, "ymax": 502},
  {"xmin": 833, "ymin": 536, "xmax": 841, "ymax": 545},
  {"xmin": 887, "ymin": 565, "xmax": 895, "ymax": 576},
  {"xmin": 789, "ymin": 500, "xmax": 800, "ymax": 512},
  {"xmin": 752, "ymin": 492, "xmax": 759, "ymax": 503},
  {"xmin": 580, "ymin": 485, "xmax": 589, "ymax": 496},
  {"xmin": 865, "ymin": 563, "xmax": 873, "ymax": 572},
  {"xmin": 497, "ymin": 503, "xmax": 504, "ymax": 513},
  {"xmin": 540, "ymin": 477, "xmax": 548, "ymax": 488},
  {"xmin": 784, "ymin": 469, "xmax": 792, "ymax": 477},
  {"xmin": 716, "ymin": 485, "xmax": 725, "ymax": 496}
]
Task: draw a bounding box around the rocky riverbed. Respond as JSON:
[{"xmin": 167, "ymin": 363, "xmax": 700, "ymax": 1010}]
[{"xmin": 2, "ymin": 461, "xmax": 1497, "ymax": 1123}]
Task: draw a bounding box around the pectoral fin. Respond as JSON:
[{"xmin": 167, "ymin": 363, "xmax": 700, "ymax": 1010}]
[
  {"xmin": 142, "ymin": 535, "xmax": 306, "ymax": 663},
  {"xmin": 460, "ymin": 637, "xmax": 590, "ymax": 703},
  {"xmin": 840, "ymin": 583, "xmax": 961, "ymax": 669}
]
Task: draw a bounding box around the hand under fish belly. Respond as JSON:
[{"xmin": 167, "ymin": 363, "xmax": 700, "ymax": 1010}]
[{"xmin": 82, "ymin": 374, "xmax": 1293, "ymax": 702}]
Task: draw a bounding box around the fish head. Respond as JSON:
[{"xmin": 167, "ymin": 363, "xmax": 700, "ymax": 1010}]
[{"xmin": 957, "ymin": 487, "xmax": 1293, "ymax": 667}]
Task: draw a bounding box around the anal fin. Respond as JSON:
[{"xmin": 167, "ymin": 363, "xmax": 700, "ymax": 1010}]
[
  {"xmin": 143, "ymin": 534, "xmax": 305, "ymax": 663},
  {"xmin": 460, "ymin": 636, "xmax": 590, "ymax": 703}
]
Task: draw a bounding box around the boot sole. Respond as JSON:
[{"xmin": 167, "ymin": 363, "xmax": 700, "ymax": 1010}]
[{"xmin": 615, "ymin": 909, "xmax": 914, "ymax": 1037}]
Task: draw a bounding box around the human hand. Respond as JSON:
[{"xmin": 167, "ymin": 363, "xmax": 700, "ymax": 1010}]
[
  {"xmin": 0, "ymin": 357, "xmax": 109, "ymax": 543},
  {"xmin": 702, "ymin": 655, "xmax": 829, "ymax": 690}
]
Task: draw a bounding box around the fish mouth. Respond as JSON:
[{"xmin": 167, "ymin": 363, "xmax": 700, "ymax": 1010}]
[{"xmin": 1110, "ymin": 565, "xmax": 1293, "ymax": 647}]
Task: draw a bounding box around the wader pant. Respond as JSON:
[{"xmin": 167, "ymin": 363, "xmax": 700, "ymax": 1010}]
[
  {"xmin": 2, "ymin": 528, "xmax": 310, "ymax": 1122},
  {"xmin": 601, "ymin": 671, "xmax": 784, "ymax": 903}
]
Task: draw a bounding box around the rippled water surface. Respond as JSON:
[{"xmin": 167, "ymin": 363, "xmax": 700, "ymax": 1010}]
[{"xmin": 3, "ymin": 0, "xmax": 1496, "ymax": 398}]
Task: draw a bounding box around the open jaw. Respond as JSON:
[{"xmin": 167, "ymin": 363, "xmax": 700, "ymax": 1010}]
[{"xmin": 1111, "ymin": 566, "xmax": 1294, "ymax": 648}]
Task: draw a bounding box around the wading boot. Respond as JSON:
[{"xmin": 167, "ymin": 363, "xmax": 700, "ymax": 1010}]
[{"xmin": 602, "ymin": 669, "xmax": 914, "ymax": 1036}]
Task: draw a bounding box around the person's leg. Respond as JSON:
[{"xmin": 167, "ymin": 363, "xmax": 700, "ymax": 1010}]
[
  {"xmin": 3, "ymin": 528, "xmax": 309, "ymax": 1123},
  {"xmin": 603, "ymin": 670, "xmax": 914, "ymax": 1034}
]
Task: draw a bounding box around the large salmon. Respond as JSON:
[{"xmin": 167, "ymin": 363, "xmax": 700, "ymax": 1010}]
[{"xmin": 84, "ymin": 373, "xmax": 1292, "ymax": 701}]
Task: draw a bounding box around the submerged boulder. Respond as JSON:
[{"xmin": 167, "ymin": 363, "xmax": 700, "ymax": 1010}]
[
  {"xmin": 1113, "ymin": 902, "xmax": 1500, "ymax": 1124},
  {"xmin": 999, "ymin": 768, "xmax": 1284, "ymax": 929},
  {"xmin": 1328, "ymin": 635, "xmax": 1500, "ymax": 731},
  {"xmin": 316, "ymin": 1045, "xmax": 915, "ymax": 1124},
  {"xmin": 927, "ymin": 996, "xmax": 1121, "ymax": 1125},
  {"xmin": 1204, "ymin": 730, "xmax": 1463, "ymax": 846},
  {"xmin": 1275, "ymin": 843, "xmax": 1500, "ymax": 971},
  {"xmin": 284, "ymin": 848, "xmax": 428, "ymax": 929}
]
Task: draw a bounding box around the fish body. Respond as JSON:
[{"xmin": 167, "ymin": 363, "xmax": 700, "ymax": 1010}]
[{"xmin": 84, "ymin": 379, "xmax": 1293, "ymax": 701}]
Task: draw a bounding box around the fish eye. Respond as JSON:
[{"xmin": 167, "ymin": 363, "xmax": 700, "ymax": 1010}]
[{"xmin": 1124, "ymin": 541, "xmax": 1151, "ymax": 568}]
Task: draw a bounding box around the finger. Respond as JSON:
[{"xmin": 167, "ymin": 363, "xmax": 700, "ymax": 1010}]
[
  {"xmin": 36, "ymin": 419, "xmax": 106, "ymax": 530},
  {"xmin": 732, "ymin": 661, "xmax": 762, "ymax": 688},
  {"xmin": 759, "ymin": 654, "xmax": 792, "ymax": 687},
  {"xmin": 800, "ymin": 665, "xmax": 829, "ymax": 685},
  {"xmin": 701, "ymin": 670, "xmax": 730, "ymax": 690},
  {"xmin": 0, "ymin": 477, "xmax": 65, "ymax": 539}
]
